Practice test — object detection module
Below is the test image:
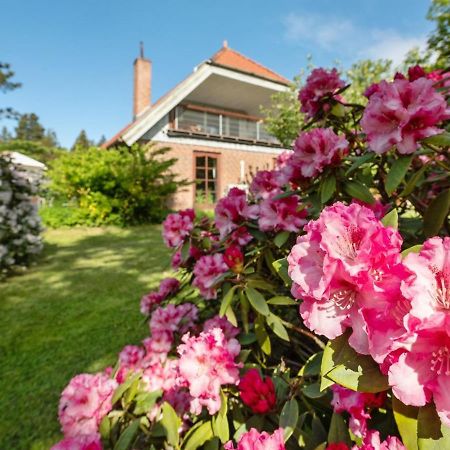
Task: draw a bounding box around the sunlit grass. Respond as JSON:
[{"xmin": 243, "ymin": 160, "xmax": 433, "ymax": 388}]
[{"xmin": 0, "ymin": 225, "xmax": 170, "ymax": 450}]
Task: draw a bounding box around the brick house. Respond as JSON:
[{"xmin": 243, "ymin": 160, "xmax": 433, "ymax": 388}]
[{"xmin": 103, "ymin": 42, "xmax": 290, "ymax": 209}]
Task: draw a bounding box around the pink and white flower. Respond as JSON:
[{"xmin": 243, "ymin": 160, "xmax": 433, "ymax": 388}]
[
  {"xmin": 250, "ymin": 170, "xmax": 283, "ymax": 200},
  {"xmin": 177, "ymin": 328, "xmax": 241, "ymax": 415},
  {"xmin": 258, "ymin": 195, "xmax": 307, "ymax": 233},
  {"xmin": 193, "ymin": 253, "xmax": 228, "ymax": 299},
  {"xmin": 150, "ymin": 303, "xmax": 198, "ymax": 338},
  {"xmin": 361, "ymin": 78, "xmax": 449, "ymax": 154},
  {"xmin": 224, "ymin": 428, "xmax": 285, "ymax": 450},
  {"xmin": 51, "ymin": 433, "xmax": 102, "ymax": 450},
  {"xmin": 355, "ymin": 430, "xmax": 406, "ymax": 450},
  {"xmin": 162, "ymin": 209, "xmax": 195, "ymax": 248},
  {"xmin": 203, "ymin": 315, "xmax": 240, "ymax": 340}
]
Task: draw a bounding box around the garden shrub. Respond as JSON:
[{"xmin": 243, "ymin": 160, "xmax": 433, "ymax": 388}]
[
  {"xmin": 45, "ymin": 144, "xmax": 186, "ymax": 226},
  {"xmin": 51, "ymin": 65, "xmax": 449, "ymax": 450},
  {"xmin": 0, "ymin": 153, "xmax": 43, "ymax": 277}
]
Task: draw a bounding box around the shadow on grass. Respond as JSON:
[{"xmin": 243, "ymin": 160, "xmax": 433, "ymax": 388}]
[{"xmin": 0, "ymin": 225, "xmax": 171, "ymax": 450}]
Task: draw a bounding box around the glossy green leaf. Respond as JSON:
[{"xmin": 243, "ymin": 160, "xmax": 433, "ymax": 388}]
[
  {"xmin": 279, "ymin": 398, "xmax": 299, "ymax": 441},
  {"xmin": 183, "ymin": 421, "xmax": 214, "ymax": 450},
  {"xmin": 344, "ymin": 180, "xmax": 375, "ymax": 204},
  {"xmin": 133, "ymin": 389, "xmax": 162, "ymax": 415},
  {"xmin": 392, "ymin": 396, "xmax": 419, "ymax": 450},
  {"xmin": 328, "ymin": 412, "xmax": 351, "ymax": 446},
  {"xmin": 423, "ymin": 132, "xmax": 450, "ymax": 147},
  {"xmin": 274, "ymin": 230, "xmax": 291, "ymax": 248},
  {"xmin": 417, "ymin": 403, "xmax": 450, "ymax": 450},
  {"xmin": 113, "ymin": 419, "xmax": 140, "ymax": 450},
  {"xmin": 161, "ymin": 402, "xmax": 181, "ymax": 447},
  {"xmin": 423, "ymin": 188, "xmax": 450, "ymax": 237},
  {"xmin": 266, "ymin": 312, "xmax": 290, "ymax": 341},
  {"xmin": 255, "ymin": 316, "xmax": 271, "ymax": 355},
  {"xmin": 99, "ymin": 416, "xmax": 110, "ymax": 440},
  {"xmin": 399, "ymin": 163, "xmax": 427, "ymax": 197},
  {"xmin": 345, "ymin": 153, "xmax": 375, "ymax": 176},
  {"xmin": 212, "ymin": 390, "xmax": 229, "ymax": 443},
  {"xmin": 321, "ymin": 173, "xmax": 336, "ymax": 204},
  {"xmin": 181, "ymin": 239, "xmax": 190, "ymax": 262},
  {"xmin": 385, "ymin": 155, "xmax": 413, "ymax": 195},
  {"xmin": 219, "ymin": 285, "xmax": 237, "ymax": 317},
  {"xmin": 299, "ymin": 352, "xmax": 323, "ymax": 377},
  {"xmin": 111, "ymin": 372, "xmax": 141, "ymax": 405},
  {"xmin": 245, "ymin": 287, "xmax": 270, "ymax": 316},
  {"xmin": 381, "ymin": 209, "xmax": 398, "ymax": 229},
  {"xmin": 272, "ymin": 258, "xmax": 292, "ymax": 286},
  {"xmin": 401, "ymin": 244, "xmax": 423, "ymax": 258},
  {"xmin": 204, "ymin": 437, "xmax": 220, "ymax": 450},
  {"xmin": 267, "ymin": 295, "xmax": 297, "ymax": 306},
  {"xmin": 301, "ymin": 382, "xmax": 326, "ymax": 399}
]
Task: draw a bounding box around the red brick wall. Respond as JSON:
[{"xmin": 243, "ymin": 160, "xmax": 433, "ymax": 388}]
[
  {"xmin": 133, "ymin": 58, "xmax": 151, "ymax": 117},
  {"xmin": 152, "ymin": 141, "xmax": 279, "ymax": 210}
]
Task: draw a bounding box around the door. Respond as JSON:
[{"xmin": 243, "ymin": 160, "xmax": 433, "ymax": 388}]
[{"xmin": 194, "ymin": 153, "xmax": 218, "ymax": 207}]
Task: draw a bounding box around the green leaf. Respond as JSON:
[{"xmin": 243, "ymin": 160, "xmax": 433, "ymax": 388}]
[
  {"xmin": 181, "ymin": 239, "xmax": 190, "ymax": 262},
  {"xmin": 212, "ymin": 390, "xmax": 229, "ymax": 443},
  {"xmin": 301, "ymin": 382, "xmax": 327, "ymax": 399},
  {"xmin": 392, "ymin": 396, "xmax": 419, "ymax": 450},
  {"xmin": 183, "ymin": 421, "xmax": 214, "ymax": 450},
  {"xmin": 423, "ymin": 132, "xmax": 450, "ymax": 147},
  {"xmin": 245, "ymin": 287, "xmax": 270, "ymax": 316},
  {"xmin": 344, "ymin": 180, "xmax": 375, "ymax": 204},
  {"xmin": 328, "ymin": 412, "xmax": 351, "ymax": 446},
  {"xmin": 113, "ymin": 419, "xmax": 140, "ymax": 450},
  {"xmin": 321, "ymin": 332, "xmax": 389, "ymax": 393},
  {"xmin": 225, "ymin": 304, "xmax": 238, "ymax": 327},
  {"xmin": 399, "ymin": 163, "xmax": 427, "ymax": 197},
  {"xmin": 272, "ymin": 258, "xmax": 292, "ymax": 287},
  {"xmin": 321, "ymin": 173, "xmax": 336, "ymax": 204},
  {"xmin": 204, "ymin": 437, "xmax": 220, "ymax": 450},
  {"xmin": 266, "ymin": 312, "xmax": 290, "ymax": 341},
  {"xmin": 299, "ymin": 352, "xmax": 323, "ymax": 377},
  {"xmin": 161, "ymin": 402, "xmax": 181, "ymax": 447},
  {"xmin": 267, "ymin": 295, "xmax": 297, "ymax": 306},
  {"xmin": 417, "ymin": 403, "xmax": 450, "ymax": 450},
  {"xmin": 279, "ymin": 398, "xmax": 299, "ymax": 441},
  {"xmin": 401, "ymin": 244, "xmax": 423, "ymax": 258},
  {"xmin": 219, "ymin": 285, "xmax": 237, "ymax": 317},
  {"xmin": 423, "ymin": 188, "xmax": 450, "ymax": 237},
  {"xmin": 99, "ymin": 416, "xmax": 110, "ymax": 440},
  {"xmin": 345, "ymin": 153, "xmax": 375, "ymax": 176},
  {"xmin": 133, "ymin": 389, "xmax": 162, "ymax": 415},
  {"xmin": 274, "ymin": 230, "xmax": 291, "ymax": 248},
  {"xmin": 385, "ymin": 155, "xmax": 413, "ymax": 195},
  {"xmin": 255, "ymin": 316, "xmax": 271, "ymax": 355},
  {"xmin": 381, "ymin": 209, "xmax": 398, "ymax": 229},
  {"xmin": 111, "ymin": 372, "xmax": 141, "ymax": 405}
]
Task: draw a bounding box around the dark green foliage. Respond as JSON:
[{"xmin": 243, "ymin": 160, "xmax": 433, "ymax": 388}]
[
  {"xmin": 46, "ymin": 144, "xmax": 186, "ymax": 226},
  {"xmin": 15, "ymin": 113, "xmax": 45, "ymax": 141},
  {"xmin": 0, "ymin": 62, "xmax": 21, "ymax": 119},
  {"xmin": 0, "ymin": 140, "xmax": 66, "ymax": 165},
  {"xmin": 71, "ymin": 129, "xmax": 94, "ymax": 151},
  {"xmin": 427, "ymin": 0, "xmax": 450, "ymax": 69}
]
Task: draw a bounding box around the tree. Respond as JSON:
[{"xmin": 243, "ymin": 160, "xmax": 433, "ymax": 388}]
[
  {"xmin": 427, "ymin": 0, "xmax": 450, "ymax": 69},
  {"xmin": 97, "ymin": 135, "xmax": 106, "ymax": 147},
  {"xmin": 41, "ymin": 129, "xmax": 59, "ymax": 148},
  {"xmin": 71, "ymin": 129, "xmax": 93, "ymax": 151},
  {"xmin": 0, "ymin": 62, "xmax": 21, "ymax": 120},
  {"xmin": 0, "ymin": 126, "xmax": 12, "ymax": 142},
  {"xmin": 15, "ymin": 113, "xmax": 45, "ymax": 142}
]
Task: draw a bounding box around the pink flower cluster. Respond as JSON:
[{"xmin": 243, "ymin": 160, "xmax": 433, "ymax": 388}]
[
  {"xmin": 162, "ymin": 208, "xmax": 195, "ymax": 248},
  {"xmin": 57, "ymin": 373, "xmax": 118, "ymax": 438},
  {"xmin": 361, "ymin": 77, "xmax": 449, "ymax": 154},
  {"xmin": 215, "ymin": 188, "xmax": 259, "ymax": 239},
  {"xmin": 203, "ymin": 314, "xmax": 240, "ymax": 339},
  {"xmin": 298, "ymin": 68, "xmax": 345, "ymax": 118},
  {"xmin": 140, "ymin": 277, "xmax": 180, "ymax": 315},
  {"xmin": 178, "ymin": 327, "xmax": 241, "ymax": 414},
  {"xmin": 225, "ymin": 428, "xmax": 285, "ymax": 450},
  {"xmin": 250, "ymin": 170, "xmax": 283, "ymax": 200},
  {"xmin": 193, "ymin": 253, "xmax": 229, "ymax": 299},
  {"xmin": 258, "ymin": 195, "xmax": 307, "ymax": 233},
  {"xmin": 150, "ymin": 303, "xmax": 198, "ymax": 341},
  {"xmin": 51, "ymin": 433, "xmax": 102, "ymax": 450}
]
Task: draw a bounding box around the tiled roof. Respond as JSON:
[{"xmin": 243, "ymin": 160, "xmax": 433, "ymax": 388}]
[{"xmin": 210, "ymin": 45, "xmax": 290, "ymax": 85}]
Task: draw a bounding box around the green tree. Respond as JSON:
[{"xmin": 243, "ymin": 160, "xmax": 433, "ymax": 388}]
[
  {"xmin": 0, "ymin": 140, "xmax": 65, "ymax": 165},
  {"xmin": 0, "ymin": 62, "xmax": 21, "ymax": 119},
  {"xmin": 15, "ymin": 113, "xmax": 45, "ymax": 141},
  {"xmin": 97, "ymin": 135, "xmax": 107, "ymax": 146},
  {"xmin": 41, "ymin": 129, "xmax": 59, "ymax": 148},
  {"xmin": 427, "ymin": 0, "xmax": 450, "ymax": 69},
  {"xmin": 71, "ymin": 129, "xmax": 93, "ymax": 151},
  {"xmin": 0, "ymin": 126, "xmax": 12, "ymax": 142}
]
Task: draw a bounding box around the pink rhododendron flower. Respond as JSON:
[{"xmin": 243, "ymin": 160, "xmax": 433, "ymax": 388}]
[
  {"xmin": 276, "ymin": 150, "xmax": 294, "ymax": 169},
  {"xmin": 203, "ymin": 315, "xmax": 239, "ymax": 339},
  {"xmin": 162, "ymin": 209, "xmax": 195, "ymax": 248},
  {"xmin": 331, "ymin": 385, "xmax": 386, "ymax": 438},
  {"xmin": 171, "ymin": 249, "xmax": 182, "ymax": 269},
  {"xmin": 292, "ymin": 128, "xmax": 349, "ymax": 178},
  {"xmin": 224, "ymin": 245, "xmax": 244, "ymax": 273},
  {"xmin": 387, "ymin": 237, "xmax": 450, "ymax": 426},
  {"xmin": 224, "ymin": 428, "xmax": 285, "ymax": 450},
  {"xmin": 140, "ymin": 292, "xmax": 163, "ymax": 315},
  {"xmin": 230, "ymin": 226, "xmax": 253, "ymax": 246},
  {"xmin": 287, "ymin": 202, "xmax": 403, "ymax": 355},
  {"xmin": 258, "ymin": 195, "xmax": 307, "ymax": 233},
  {"xmin": 215, "ymin": 188, "xmax": 259, "ymax": 239},
  {"xmin": 352, "ymin": 199, "xmax": 389, "ymax": 220},
  {"xmin": 142, "ymin": 331, "xmax": 173, "ymax": 360},
  {"xmin": 150, "ymin": 303, "xmax": 198, "ymax": 338},
  {"xmin": 298, "ymin": 68, "xmax": 345, "ymax": 118},
  {"xmin": 140, "ymin": 277, "xmax": 181, "ymax": 315},
  {"xmin": 355, "ymin": 430, "xmax": 406, "ymax": 450},
  {"xmin": 192, "ymin": 253, "xmax": 228, "ymax": 299},
  {"xmin": 51, "ymin": 433, "xmax": 102, "ymax": 450},
  {"xmin": 118, "ymin": 345, "xmax": 145, "ymax": 369},
  {"xmin": 177, "ymin": 328, "xmax": 241, "ymax": 415},
  {"xmin": 250, "ymin": 170, "xmax": 283, "ymax": 200},
  {"xmin": 326, "ymin": 444, "xmax": 350, "ymax": 450},
  {"xmin": 158, "ymin": 277, "xmax": 180, "ymax": 298},
  {"xmin": 239, "ymin": 369, "xmax": 276, "ymax": 414},
  {"xmin": 361, "ymin": 78, "xmax": 449, "ymax": 154},
  {"xmin": 58, "ymin": 373, "xmax": 118, "ymax": 437}
]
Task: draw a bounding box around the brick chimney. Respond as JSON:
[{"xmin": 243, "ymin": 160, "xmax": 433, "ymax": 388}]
[{"xmin": 133, "ymin": 42, "xmax": 151, "ymax": 118}]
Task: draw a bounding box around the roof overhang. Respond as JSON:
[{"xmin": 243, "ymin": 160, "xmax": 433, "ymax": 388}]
[{"xmin": 121, "ymin": 63, "xmax": 289, "ymax": 146}]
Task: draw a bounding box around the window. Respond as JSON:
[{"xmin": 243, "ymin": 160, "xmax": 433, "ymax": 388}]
[{"xmin": 195, "ymin": 155, "xmax": 218, "ymax": 204}]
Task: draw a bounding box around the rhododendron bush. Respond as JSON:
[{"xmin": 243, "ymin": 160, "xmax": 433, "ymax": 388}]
[
  {"xmin": 52, "ymin": 65, "xmax": 449, "ymax": 450},
  {"xmin": 0, "ymin": 153, "xmax": 43, "ymax": 277}
]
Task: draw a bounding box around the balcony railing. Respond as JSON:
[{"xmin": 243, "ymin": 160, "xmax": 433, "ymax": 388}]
[{"xmin": 172, "ymin": 105, "xmax": 279, "ymax": 145}]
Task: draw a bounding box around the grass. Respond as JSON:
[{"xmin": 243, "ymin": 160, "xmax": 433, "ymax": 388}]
[{"xmin": 0, "ymin": 225, "xmax": 171, "ymax": 450}]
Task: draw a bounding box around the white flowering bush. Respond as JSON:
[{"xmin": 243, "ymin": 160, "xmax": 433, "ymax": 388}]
[{"xmin": 0, "ymin": 154, "xmax": 43, "ymax": 276}]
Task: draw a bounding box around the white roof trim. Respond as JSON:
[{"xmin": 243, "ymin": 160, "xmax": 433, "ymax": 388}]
[{"xmin": 122, "ymin": 63, "xmax": 289, "ymax": 146}]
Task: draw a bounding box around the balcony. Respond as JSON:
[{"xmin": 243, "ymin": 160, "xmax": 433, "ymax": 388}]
[{"xmin": 167, "ymin": 104, "xmax": 281, "ymax": 147}]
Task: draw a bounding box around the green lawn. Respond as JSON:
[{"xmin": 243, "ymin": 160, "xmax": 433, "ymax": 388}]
[{"xmin": 0, "ymin": 226, "xmax": 170, "ymax": 450}]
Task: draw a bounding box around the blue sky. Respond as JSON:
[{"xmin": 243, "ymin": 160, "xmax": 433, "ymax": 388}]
[{"xmin": 1, "ymin": 0, "xmax": 433, "ymax": 148}]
